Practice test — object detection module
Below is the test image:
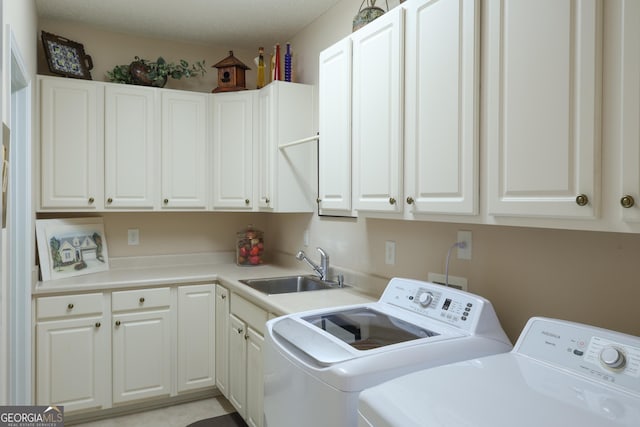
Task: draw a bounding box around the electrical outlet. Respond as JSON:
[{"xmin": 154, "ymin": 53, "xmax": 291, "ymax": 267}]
[
  {"xmin": 428, "ymin": 273, "xmax": 468, "ymax": 291},
  {"xmin": 127, "ymin": 229, "xmax": 139, "ymax": 245},
  {"xmin": 457, "ymin": 230, "xmax": 472, "ymax": 260},
  {"xmin": 385, "ymin": 240, "xmax": 396, "ymax": 265},
  {"xmin": 303, "ymin": 229, "xmax": 310, "ymax": 247}
]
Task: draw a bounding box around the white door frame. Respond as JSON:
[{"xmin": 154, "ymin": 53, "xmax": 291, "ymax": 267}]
[{"xmin": 7, "ymin": 25, "xmax": 32, "ymax": 405}]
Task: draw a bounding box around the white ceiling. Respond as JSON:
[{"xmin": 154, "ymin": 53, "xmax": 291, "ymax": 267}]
[{"xmin": 35, "ymin": 0, "xmax": 343, "ymax": 49}]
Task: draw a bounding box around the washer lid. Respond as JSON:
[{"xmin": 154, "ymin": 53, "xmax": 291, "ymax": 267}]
[{"xmin": 272, "ymin": 317, "xmax": 356, "ymax": 365}]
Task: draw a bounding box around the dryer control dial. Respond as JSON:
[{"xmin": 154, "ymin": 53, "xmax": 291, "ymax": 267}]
[
  {"xmin": 600, "ymin": 347, "xmax": 626, "ymax": 369},
  {"xmin": 417, "ymin": 292, "xmax": 433, "ymax": 308}
]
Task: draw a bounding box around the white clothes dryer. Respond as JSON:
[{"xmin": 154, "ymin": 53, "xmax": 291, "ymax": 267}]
[
  {"xmin": 263, "ymin": 277, "xmax": 513, "ymax": 427},
  {"xmin": 358, "ymin": 317, "xmax": 640, "ymax": 427}
]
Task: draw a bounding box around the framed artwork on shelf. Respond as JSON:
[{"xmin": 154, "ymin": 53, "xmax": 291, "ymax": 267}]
[
  {"xmin": 36, "ymin": 217, "xmax": 110, "ymax": 281},
  {"xmin": 41, "ymin": 31, "xmax": 94, "ymax": 80}
]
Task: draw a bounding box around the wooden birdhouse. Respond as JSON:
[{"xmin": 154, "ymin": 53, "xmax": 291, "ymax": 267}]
[{"xmin": 212, "ymin": 50, "xmax": 250, "ymax": 93}]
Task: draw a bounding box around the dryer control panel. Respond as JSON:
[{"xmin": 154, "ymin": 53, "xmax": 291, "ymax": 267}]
[
  {"xmin": 516, "ymin": 317, "xmax": 640, "ymax": 396},
  {"xmin": 379, "ymin": 278, "xmax": 487, "ymax": 332}
]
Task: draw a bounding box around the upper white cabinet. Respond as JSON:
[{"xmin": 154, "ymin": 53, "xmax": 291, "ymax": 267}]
[
  {"xmin": 211, "ymin": 91, "xmax": 257, "ymax": 210},
  {"xmin": 318, "ymin": 38, "xmax": 353, "ymax": 215},
  {"xmin": 404, "ymin": 0, "xmax": 479, "ymax": 216},
  {"xmin": 40, "ymin": 77, "xmax": 103, "ymax": 210},
  {"xmin": 104, "ymin": 85, "xmax": 158, "ymax": 209},
  {"xmin": 257, "ymin": 81, "xmax": 315, "ymax": 212},
  {"xmin": 352, "ymin": 7, "xmax": 404, "ymax": 213},
  {"xmin": 618, "ymin": 0, "xmax": 640, "ymax": 223},
  {"xmin": 161, "ymin": 90, "xmax": 208, "ymax": 209},
  {"xmin": 485, "ymin": 0, "xmax": 602, "ymax": 219}
]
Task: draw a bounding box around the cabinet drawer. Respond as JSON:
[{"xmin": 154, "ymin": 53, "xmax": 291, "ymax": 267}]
[
  {"xmin": 231, "ymin": 293, "xmax": 268, "ymax": 335},
  {"xmin": 112, "ymin": 287, "xmax": 171, "ymax": 312},
  {"xmin": 37, "ymin": 293, "xmax": 104, "ymax": 320}
]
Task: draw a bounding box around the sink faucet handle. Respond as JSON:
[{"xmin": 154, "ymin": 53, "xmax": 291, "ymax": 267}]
[{"xmin": 316, "ymin": 247, "xmax": 329, "ymax": 280}]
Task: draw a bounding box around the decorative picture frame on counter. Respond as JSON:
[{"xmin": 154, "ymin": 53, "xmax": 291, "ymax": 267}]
[
  {"xmin": 36, "ymin": 217, "xmax": 110, "ymax": 281},
  {"xmin": 41, "ymin": 31, "xmax": 94, "ymax": 80}
]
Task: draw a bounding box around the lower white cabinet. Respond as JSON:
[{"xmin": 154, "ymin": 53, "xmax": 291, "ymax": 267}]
[
  {"xmin": 177, "ymin": 284, "xmax": 216, "ymax": 392},
  {"xmin": 112, "ymin": 288, "xmax": 172, "ymax": 404},
  {"xmin": 245, "ymin": 327, "xmax": 265, "ymax": 427},
  {"xmin": 227, "ymin": 292, "xmax": 268, "ymax": 427},
  {"xmin": 228, "ymin": 313, "xmax": 248, "ymax": 416},
  {"xmin": 35, "ymin": 293, "xmax": 108, "ymax": 412},
  {"xmin": 35, "ymin": 284, "xmax": 216, "ymax": 415},
  {"xmin": 214, "ymin": 284, "xmax": 230, "ymax": 397}
]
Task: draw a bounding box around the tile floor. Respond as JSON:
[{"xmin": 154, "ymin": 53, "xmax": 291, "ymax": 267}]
[{"xmin": 70, "ymin": 396, "xmax": 235, "ymax": 427}]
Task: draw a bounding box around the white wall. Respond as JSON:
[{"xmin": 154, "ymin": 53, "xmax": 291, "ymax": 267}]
[{"xmin": 2, "ymin": 0, "xmax": 37, "ymax": 405}]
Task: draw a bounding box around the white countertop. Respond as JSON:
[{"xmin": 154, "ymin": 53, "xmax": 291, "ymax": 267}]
[{"xmin": 33, "ymin": 256, "xmax": 377, "ymax": 316}]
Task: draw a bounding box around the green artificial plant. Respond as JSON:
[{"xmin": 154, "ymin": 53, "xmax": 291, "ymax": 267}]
[{"xmin": 106, "ymin": 56, "xmax": 206, "ymax": 87}]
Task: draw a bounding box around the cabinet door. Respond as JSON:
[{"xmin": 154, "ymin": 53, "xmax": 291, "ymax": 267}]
[
  {"xmin": 40, "ymin": 77, "xmax": 103, "ymax": 209},
  {"xmin": 257, "ymin": 86, "xmax": 275, "ymax": 210},
  {"xmin": 486, "ymin": 0, "xmax": 602, "ymax": 218},
  {"xmin": 404, "ymin": 0, "xmax": 479, "ymax": 215},
  {"xmin": 104, "ymin": 84, "xmax": 158, "ymax": 209},
  {"xmin": 246, "ymin": 327, "xmax": 265, "ymax": 427},
  {"xmin": 161, "ymin": 90, "xmax": 208, "ymax": 209},
  {"xmin": 36, "ymin": 317, "xmax": 107, "ymax": 412},
  {"xmin": 257, "ymin": 82, "xmax": 315, "ymax": 212},
  {"xmin": 112, "ymin": 309, "xmax": 171, "ymax": 403},
  {"xmin": 215, "ymin": 285, "xmax": 230, "ymax": 397},
  {"xmin": 318, "ymin": 38, "xmax": 353, "ymax": 214},
  {"xmin": 177, "ymin": 284, "xmax": 215, "ymax": 393},
  {"xmin": 620, "ymin": 0, "xmax": 640, "ymax": 222},
  {"xmin": 228, "ymin": 313, "xmax": 247, "ymax": 418},
  {"xmin": 352, "ymin": 7, "xmax": 404, "ymax": 212},
  {"xmin": 212, "ymin": 91, "xmax": 256, "ymax": 210}
]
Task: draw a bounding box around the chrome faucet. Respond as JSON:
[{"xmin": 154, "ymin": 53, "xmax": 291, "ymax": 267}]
[{"xmin": 296, "ymin": 247, "xmax": 329, "ymax": 280}]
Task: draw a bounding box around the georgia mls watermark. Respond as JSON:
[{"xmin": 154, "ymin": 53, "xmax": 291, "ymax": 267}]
[{"xmin": 0, "ymin": 405, "xmax": 64, "ymax": 427}]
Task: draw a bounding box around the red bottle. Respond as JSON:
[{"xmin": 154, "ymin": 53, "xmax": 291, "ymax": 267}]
[{"xmin": 274, "ymin": 43, "xmax": 281, "ymax": 81}]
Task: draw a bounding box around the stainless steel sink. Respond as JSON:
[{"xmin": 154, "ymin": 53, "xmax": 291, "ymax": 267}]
[{"xmin": 239, "ymin": 275, "xmax": 339, "ymax": 295}]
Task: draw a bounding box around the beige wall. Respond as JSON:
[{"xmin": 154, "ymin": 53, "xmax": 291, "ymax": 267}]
[
  {"xmin": 37, "ymin": 18, "xmax": 259, "ymax": 93},
  {"xmin": 34, "ymin": 0, "xmax": 640, "ymax": 344}
]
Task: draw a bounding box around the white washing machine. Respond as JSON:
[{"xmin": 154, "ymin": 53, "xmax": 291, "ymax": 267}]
[
  {"xmin": 358, "ymin": 317, "xmax": 640, "ymax": 427},
  {"xmin": 263, "ymin": 277, "xmax": 513, "ymax": 427}
]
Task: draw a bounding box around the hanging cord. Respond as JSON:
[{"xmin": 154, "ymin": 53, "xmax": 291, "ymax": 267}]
[{"xmin": 445, "ymin": 241, "xmax": 467, "ymax": 286}]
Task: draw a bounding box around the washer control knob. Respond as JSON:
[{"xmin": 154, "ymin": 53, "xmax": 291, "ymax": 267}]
[
  {"xmin": 600, "ymin": 347, "xmax": 626, "ymax": 369},
  {"xmin": 417, "ymin": 292, "xmax": 433, "ymax": 308}
]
